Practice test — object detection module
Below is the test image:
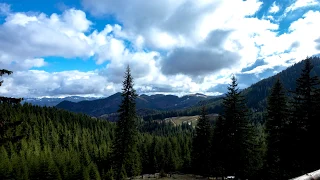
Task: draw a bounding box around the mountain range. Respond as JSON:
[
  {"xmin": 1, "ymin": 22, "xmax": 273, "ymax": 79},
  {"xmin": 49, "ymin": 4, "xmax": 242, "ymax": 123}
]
[
  {"xmin": 55, "ymin": 93, "xmax": 213, "ymax": 117},
  {"xmin": 23, "ymin": 96, "xmax": 102, "ymax": 107},
  {"xmin": 50, "ymin": 57, "xmax": 320, "ymax": 120}
]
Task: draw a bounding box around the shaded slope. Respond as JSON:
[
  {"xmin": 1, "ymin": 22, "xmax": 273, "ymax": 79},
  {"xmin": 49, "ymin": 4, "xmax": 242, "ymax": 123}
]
[{"xmin": 56, "ymin": 93, "xmax": 212, "ymax": 117}]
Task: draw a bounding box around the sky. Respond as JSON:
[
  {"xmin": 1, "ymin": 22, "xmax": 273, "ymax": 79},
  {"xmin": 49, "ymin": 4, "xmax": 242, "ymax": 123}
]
[{"xmin": 0, "ymin": 0, "xmax": 320, "ymax": 98}]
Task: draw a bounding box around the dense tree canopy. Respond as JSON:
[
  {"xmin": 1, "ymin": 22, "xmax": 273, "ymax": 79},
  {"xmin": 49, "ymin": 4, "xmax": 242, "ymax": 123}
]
[{"xmin": 265, "ymin": 78, "xmax": 289, "ymax": 179}]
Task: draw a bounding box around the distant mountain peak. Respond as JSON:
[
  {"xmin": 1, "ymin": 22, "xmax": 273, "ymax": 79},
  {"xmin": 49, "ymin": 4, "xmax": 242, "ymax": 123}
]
[{"xmin": 23, "ymin": 96, "xmax": 102, "ymax": 107}]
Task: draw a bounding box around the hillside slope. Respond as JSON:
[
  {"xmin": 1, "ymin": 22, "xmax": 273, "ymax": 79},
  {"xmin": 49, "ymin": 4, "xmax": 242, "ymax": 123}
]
[
  {"xmin": 191, "ymin": 56, "xmax": 320, "ymax": 112},
  {"xmin": 144, "ymin": 57, "xmax": 320, "ymax": 120},
  {"xmin": 56, "ymin": 93, "xmax": 212, "ymax": 117},
  {"xmin": 23, "ymin": 96, "xmax": 101, "ymax": 106},
  {"xmin": 243, "ymin": 56, "xmax": 320, "ymax": 111}
]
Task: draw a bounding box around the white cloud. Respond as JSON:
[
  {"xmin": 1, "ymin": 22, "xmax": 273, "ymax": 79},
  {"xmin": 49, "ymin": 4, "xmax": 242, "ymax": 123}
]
[
  {"xmin": 0, "ymin": 70, "xmax": 113, "ymax": 98},
  {"xmin": 83, "ymin": 0, "xmax": 268, "ymax": 76},
  {"xmin": 0, "ymin": 6, "xmax": 165, "ymax": 97},
  {"xmin": 269, "ymin": 2, "xmax": 280, "ymax": 13},
  {"xmin": 1, "ymin": 0, "xmax": 320, "ymax": 98},
  {"xmin": 285, "ymin": 0, "xmax": 319, "ymax": 13},
  {"xmin": 0, "ymin": 9, "xmax": 94, "ymax": 71},
  {"xmin": 241, "ymin": 10, "xmax": 320, "ymax": 75}
]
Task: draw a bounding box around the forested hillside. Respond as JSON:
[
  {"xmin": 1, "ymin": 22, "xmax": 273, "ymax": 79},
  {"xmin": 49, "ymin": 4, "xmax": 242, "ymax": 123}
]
[
  {"xmin": 56, "ymin": 93, "xmax": 212, "ymax": 117},
  {"xmin": 243, "ymin": 56, "xmax": 320, "ymax": 111},
  {"xmin": 0, "ymin": 103, "xmax": 194, "ymax": 179}
]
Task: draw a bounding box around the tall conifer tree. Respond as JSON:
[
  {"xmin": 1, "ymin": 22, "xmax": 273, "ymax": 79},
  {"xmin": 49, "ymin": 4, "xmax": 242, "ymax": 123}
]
[
  {"xmin": 265, "ymin": 78, "xmax": 289, "ymax": 179},
  {"xmin": 214, "ymin": 76, "xmax": 259, "ymax": 179},
  {"xmin": 191, "ymin": 106, "xmax": 212, "ymax": 176},
  {"xmin": 290, "ymin": 57, "xmax": 320, "ymax": 175},
  {"xmin": 111, "ymin": 66, "xmax": 141, "ymax": 180}
]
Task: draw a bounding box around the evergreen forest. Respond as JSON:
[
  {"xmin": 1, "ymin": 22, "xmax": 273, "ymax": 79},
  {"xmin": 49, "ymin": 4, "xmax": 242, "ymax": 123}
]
[{"xmin": 1, "ymin": 57, "xmax": 320, "ymax": 180}]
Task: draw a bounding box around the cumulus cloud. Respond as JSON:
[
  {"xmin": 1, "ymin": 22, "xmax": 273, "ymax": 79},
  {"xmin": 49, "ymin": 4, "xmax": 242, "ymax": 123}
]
[
  {"xmin": 0, "ymin": 70, "xmax": 114, "ymax": 98},
  {"xmin": 241, "ymin": 10, "xmax": 320, "ymax": 75},
  {"xmin": 269, "ymin": 2, "xmax": 280, "ymax": 13},
  {"xmin": 0, "ymin": 9, "xmax": 93, "ymax": 59},
  {"xmin": 160, "ymin": 29, "xmax": 241, "ymax": 78},
  {"xmin": 161, "ymin": 47, "xmax": 240, "ymax": 77},
  {"xmin": 1, "ymin": 0, "xmax": 320, "ymax": 98},
  {"xmin": 82, "ymin": 0, "xmax": 223, "ymax": 49},
  {"xmin": 0, "ymin": 7, "xmax": 160, "ymax": 79}
]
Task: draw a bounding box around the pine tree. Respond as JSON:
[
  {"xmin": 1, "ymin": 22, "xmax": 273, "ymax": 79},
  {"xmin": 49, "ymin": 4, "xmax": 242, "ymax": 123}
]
[
  {"xmin": 111, "ymin": 66, "xmax": 141, "ymax": 179},
  {"xmin": 290, "ymin": 57, "xmax": 320, "ymax": 175},
  {"xmin": 191, "ymin": 106, "xmax": 212, "ymax": 176},
  {"xmin": 214, "ymin": 76, "xmax": 259, "ymax": 179},
  {"xmin": 265, "ymin": 78, "xmax": 289, "ymax": 179},
  {"xmin": 105, "ymin": 168, "xmax": 115, "ymax": 180},
  {"xmin": 0, "ymin": 146, "xmax": 12, "ymax": 179}
]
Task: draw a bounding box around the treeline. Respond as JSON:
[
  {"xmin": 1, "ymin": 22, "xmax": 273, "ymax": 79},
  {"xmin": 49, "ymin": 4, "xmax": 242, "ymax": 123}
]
[
  {"xmin": 1, "ymin": 57, "xmax": 320, "ymax": 180},
  {"xmin": 0, "ymin": 103, "xmax": 195, "ymax": 180},
  {"xmin": 191, "ymin": 57, "xmax": 320, "ymax": 179}
]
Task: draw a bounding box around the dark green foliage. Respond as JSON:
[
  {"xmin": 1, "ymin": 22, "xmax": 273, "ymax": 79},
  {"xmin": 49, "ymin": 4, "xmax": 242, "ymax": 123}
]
[
  {"xmin": 0, "ymin": 103, "xmax": 114, "ymax": 180},
  {"xmin": 243, "ymin": 56, "xmax": 320, "ymax": 111},
  {"xmin": 288, "ymin": 57, "xmax": 320, "ymax": 176},
  {"xmin": 143, "ymin": 98, "xmax": 223, "ymax": 121},
  {"xmin": 191, "ymin": 106, "xmax": 212, "ymax": 176},
  {"xmin": 104, "ymin": 168, "xmax": 115, "ymax": 180},
  {"xmin": 0, "ymin": 102, "xmax": 193, "ymax": 179},
  {"xmin": 265, "ymin": 78, "xmax": 289, "ymax": 179},
  {"xmin": 211, "ymin": 115, "xmax": 226, "ymax": 177},
  {"xmin": 111, "ymin": 66, "xmax": 141, "ymax": 179},
  {"xmin": 212, "ymin": 76, "xmax": 262, "ymax": 179}
]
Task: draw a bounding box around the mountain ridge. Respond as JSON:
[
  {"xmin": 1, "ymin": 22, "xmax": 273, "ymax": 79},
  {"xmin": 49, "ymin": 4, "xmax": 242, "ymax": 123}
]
[
  {"xmin": 56, "ymin": 92, "xmax": 214, "ymax": 117},
  {"xmin": 23, "ymin": 96, "xmax": 102, "ymax": 107}
]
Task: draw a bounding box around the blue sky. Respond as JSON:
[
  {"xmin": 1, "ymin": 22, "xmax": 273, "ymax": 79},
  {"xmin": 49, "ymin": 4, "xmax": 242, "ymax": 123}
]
[{"xmin": 0, "ymin": 0, "xmax": 320, "ymax": 98}]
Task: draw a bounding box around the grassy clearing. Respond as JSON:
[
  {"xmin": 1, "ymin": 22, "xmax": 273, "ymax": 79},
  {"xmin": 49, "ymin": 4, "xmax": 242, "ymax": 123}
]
[{"xmin": 163, "ymin": 114, "xmax": 219, "ymax": 127}]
